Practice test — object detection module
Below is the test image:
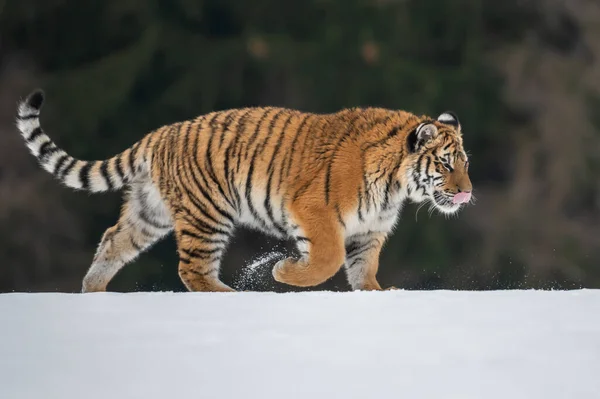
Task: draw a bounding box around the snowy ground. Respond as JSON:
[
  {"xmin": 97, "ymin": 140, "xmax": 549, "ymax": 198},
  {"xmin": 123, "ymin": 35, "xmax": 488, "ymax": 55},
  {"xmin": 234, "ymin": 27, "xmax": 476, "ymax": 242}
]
[{"xmin": 1, "ymin": 290, "xmax": 599, "ymax": 399}]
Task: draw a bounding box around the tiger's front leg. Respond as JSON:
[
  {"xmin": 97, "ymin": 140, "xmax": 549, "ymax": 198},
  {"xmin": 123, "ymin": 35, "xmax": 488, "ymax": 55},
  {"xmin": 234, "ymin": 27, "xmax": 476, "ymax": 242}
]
[
  {"xmin": 343, "ymin": 232, "xmax": 387, "ymax": 291},
  {"xmin": 272, "ymin": 207, "xmax": 345, "ymax": 287}
]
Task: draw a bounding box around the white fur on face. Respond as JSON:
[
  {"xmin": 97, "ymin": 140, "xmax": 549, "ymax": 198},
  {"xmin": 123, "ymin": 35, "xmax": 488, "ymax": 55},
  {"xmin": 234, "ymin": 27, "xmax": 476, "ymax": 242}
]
[{"xmin": 405, "ymin": 165, "xmax": 464, "ymax": 215}]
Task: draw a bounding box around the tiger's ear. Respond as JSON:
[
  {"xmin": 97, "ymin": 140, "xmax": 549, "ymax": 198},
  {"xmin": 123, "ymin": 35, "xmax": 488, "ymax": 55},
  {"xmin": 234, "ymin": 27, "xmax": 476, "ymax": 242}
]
[
  {"xmin": 407, "ymin": 122, "xmax": 438, "ymax": 152},
  {"xmin": 437, "ymin": 111, "xmax": 460, "ymax": 130}
]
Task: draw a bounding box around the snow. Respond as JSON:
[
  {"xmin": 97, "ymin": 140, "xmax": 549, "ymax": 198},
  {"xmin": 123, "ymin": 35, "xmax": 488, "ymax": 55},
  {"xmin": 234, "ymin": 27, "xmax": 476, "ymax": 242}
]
[
  {"xmin": 236, "ymin": 250, "xmax": 286, "ymax": 288},
  {"xmin": 1, "ymin": 290, "xmax": 599, "ymax": 399}
]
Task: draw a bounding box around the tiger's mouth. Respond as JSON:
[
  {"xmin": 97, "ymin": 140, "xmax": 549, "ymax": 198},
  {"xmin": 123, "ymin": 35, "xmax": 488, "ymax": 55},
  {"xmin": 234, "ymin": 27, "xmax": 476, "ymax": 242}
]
[{"xmin": 432, "ymin": 191, "xmax": 462, "ymax": 214}]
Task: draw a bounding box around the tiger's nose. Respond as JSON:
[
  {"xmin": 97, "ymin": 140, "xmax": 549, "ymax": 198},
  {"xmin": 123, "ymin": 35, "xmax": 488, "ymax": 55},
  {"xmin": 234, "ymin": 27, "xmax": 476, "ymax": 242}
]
[{"xmin": 456, "ymin": 180, "xmax": 473, "ymax": 194}]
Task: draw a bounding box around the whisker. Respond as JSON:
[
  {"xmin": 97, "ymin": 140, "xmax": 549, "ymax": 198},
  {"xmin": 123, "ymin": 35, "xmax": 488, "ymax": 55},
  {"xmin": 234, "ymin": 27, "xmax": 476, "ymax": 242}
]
[
  {"xmin": 415, "ymin": 203, "xmax": 425, "ymax": 222},
  {"xmin": 427, "ymin": 203, "xmax": 436, "ymax": 218},
  {"xmin": 469, "ymin": 192, "xmax": 478, "ymax": 205}
]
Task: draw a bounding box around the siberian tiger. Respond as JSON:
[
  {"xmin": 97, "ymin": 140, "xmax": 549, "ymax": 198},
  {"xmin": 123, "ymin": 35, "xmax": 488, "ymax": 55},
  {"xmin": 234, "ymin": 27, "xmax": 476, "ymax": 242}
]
[{"xmin": 15, "ymin": 89, "xmax": 472, "ymax": 293}]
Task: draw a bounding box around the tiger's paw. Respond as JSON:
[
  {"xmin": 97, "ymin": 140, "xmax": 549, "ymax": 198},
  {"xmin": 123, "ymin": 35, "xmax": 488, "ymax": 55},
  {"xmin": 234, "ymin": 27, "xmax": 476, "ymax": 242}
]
[
  {"xmin": 272, "ymin": 257, "xmax": 320, "ymax": 287},
  {"xmin": 272, "ymin": 258, "xmax": 298, "ymax": 285}
]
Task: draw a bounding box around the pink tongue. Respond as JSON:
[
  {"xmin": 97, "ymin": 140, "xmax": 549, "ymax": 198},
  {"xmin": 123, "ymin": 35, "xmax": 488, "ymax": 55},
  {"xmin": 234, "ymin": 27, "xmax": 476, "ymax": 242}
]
[{"xmin": 452, "ymin": 192, "xmax": 471, "ymax": 205}]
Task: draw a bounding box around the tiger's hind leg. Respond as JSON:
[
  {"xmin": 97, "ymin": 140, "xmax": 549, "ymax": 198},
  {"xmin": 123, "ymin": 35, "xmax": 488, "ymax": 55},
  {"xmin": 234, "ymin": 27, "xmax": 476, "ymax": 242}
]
[
  {"xmin": 82, "ymin": 181, "xmax": 173, "ymax": 292},
  {"xmin": 174, "ymin": 216, "xmax": 235, "ymax": 292}
]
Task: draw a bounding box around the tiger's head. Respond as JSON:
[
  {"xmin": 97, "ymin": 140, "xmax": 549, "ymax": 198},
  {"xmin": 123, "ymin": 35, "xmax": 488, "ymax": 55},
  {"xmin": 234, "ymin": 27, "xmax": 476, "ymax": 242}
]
[{"xmin": 403, "ymin": 111, "xmax": 473, "ymax": 215}]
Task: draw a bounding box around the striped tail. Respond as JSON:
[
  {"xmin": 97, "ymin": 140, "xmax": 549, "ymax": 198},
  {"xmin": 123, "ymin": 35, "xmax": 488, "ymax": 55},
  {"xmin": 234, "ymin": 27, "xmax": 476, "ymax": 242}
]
[{"xmin": 16, "ymin": 89, "xmax": 140, "ymax": 193}]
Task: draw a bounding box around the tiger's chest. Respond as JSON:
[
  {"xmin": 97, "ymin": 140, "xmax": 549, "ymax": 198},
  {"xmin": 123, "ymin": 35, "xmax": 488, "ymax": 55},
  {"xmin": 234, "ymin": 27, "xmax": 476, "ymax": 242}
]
[
  {"xmin": 342, "ymin": 189, "xmax": 407, "ymax": 238},
  {"xmin": 343, "ymin": 204, "xmax": 402, "ymax": 237}
]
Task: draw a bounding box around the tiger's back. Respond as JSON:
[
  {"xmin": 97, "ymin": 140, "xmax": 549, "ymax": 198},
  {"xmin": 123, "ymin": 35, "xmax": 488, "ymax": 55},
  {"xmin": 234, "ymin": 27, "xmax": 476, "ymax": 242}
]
[{"xmin": 15, "ymin": 90, "xmax": 473, "ymax": 292}]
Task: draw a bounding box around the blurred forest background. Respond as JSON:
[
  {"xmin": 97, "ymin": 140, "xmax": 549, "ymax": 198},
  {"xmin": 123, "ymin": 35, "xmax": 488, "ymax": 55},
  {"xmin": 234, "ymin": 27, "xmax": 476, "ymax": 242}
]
[{"xmin": 1, "ymin": 0, "xmax": 599, "ymax": 293}]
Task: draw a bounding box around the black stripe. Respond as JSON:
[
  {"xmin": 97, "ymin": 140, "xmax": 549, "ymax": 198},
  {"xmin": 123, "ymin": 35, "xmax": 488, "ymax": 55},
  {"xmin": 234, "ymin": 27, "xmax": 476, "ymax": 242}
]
[
  {"xmin": 38, "ymin": 141, "xmax": 55, "ymax": 159},
  {"xmin": 27, "ymin": 127, "xmax": 44, "ymax": 143},
  {"xmin": 224, "ymin": 109, "xmax": 252, "ymax": 209},
  {"xmin": 134, "ymin": 223, "xmax": 160, "ymax": 240},
  {"xmin": 245, "ymin": 143, "xmax": 270, "ymax": 231},
  {"xmin": 382, "ymin": 173, "xmax": 395, "ymax": 210},
  {"xmin": 263, "ymin": 182, "xmax": 287, "ymax": 236},
  {"xmin": 138, "ymin": 134, "xmax": 153, "ymax": 166},
  {"xmin": 416, "ymin": 154, "xmax": 428, "ymax": 195},
  {"xmin": 325, "ymin": 163, "xmax": 332, "ymax": 204},
  {"xmin": 41, "ymin": 147, "xmax": 60, "ymax": 162},
  {"xmin": 387, "ymin": 126, "xmax": 401, "ymax": 139},
  {"xmin": 129, "ymin": 142, "xmax": 140, "ymax": 174},
  {"xmin": 182, "ymin": 213, "xmax": 230, "ymax": 237},
  {"xmin": 407, "ymin": 126, "xmax": 419, "ymax": 152},
  {"xmin": 79, "ymin": 162, "xmax": 93, "ymax": 190},
  {"xmin": 17, "ymin": 114, "xmax": 38, "ymax": 120},
  {"xmin": 53, "ymin": 154, "xmax": 69, "ymax": 175},
  {"xmin": 292, "ymin": 181, "xmax": 312, "ymax": 202},
  {"xmin": 182, "ymin": 265, "xmax": 219, "ymax": 276},
  {"xmin": 424, "ymin": 156, "xmax": 432, "ymax": 177},
  {"xmin": 357, "ymin": 188, "xmax": 364, "ymax": 222},
  {"xmin": 153, "ymin": 127, "xmax": 169, "ymax": 191},
  {"xmin": 180, "ymin": 229, "xmax": 229, "ymax": 245},
  {"xmin": 231, "ymin": 109, "xmax": 254, "ymax": 181},
  {"xmin": 346, "ymin": 240, "xmax": 377, "ymax": 258},
  {"xmin": 218, "ymin": 110, "xmax": 237, "ymax": 148},
  {"xmin": 363, "ymin": 173, "xmax": 371, "ymax": 210},
  {"xmin": 130, "ymin": 236, "xmax": 143, "ymax": 252},
  {"xmin": 181, "ymin": 247, "xmax": 222, "ymax": 261},
  {"xmin": 59, "ymin": 158, "xmax": 77, "ymax": 180},
  {"xmin": 347, "ymin": 258, "xmax": 365, "ymax": 270},
  {"xmin": 245, "ymin": 108, "xmax": 272, "ymax": 159},
  {"xmin": 204, "ymin": 113, "xmax": 236, "ymax": 211},
  {"xmin": 258, "ymin": 109, "xmax": 286, "ymax": 155},
  {"xmin": 223, "ymin": 139, "xmax": 238, "ymax": 209},
  {"xmin": 335, "ymin": 205, "xmax": 346, "ymax": 228},
  {"xmin": 191, "ymin": 246, "xmax": 223, "ymax": 255},
  {"xmin": 136, "ymin": 189, "xmax": 172, "ymax": 229},
  {"xmin": 99, "ymin": 160, "xmax": 114, "ymax": 191},
  {"xmin": 361, "ymin": 125, "xmax": 402, "ymax": 154},
  {"xmin": 137, "ymin": 207, "xmax": 171, "ymax": 230},
  {"xmin": 370, "ymin": 158, "xmax": 389, "ymax": 188},
  {"xmin": 115, "ymin": 155, "xmax": 125, "ymax": 182}
]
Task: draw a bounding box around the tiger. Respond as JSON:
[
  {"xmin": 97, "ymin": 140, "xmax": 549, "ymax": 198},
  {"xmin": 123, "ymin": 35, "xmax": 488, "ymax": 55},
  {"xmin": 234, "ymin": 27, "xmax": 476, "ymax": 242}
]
[{"xmin": 15, "ymin": 89, "xmax": 473, "ymax": 293}]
